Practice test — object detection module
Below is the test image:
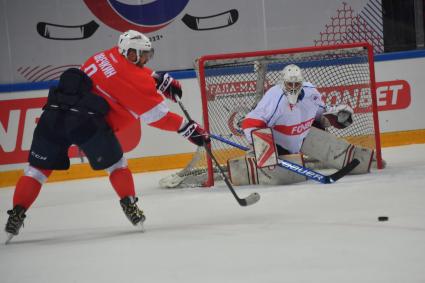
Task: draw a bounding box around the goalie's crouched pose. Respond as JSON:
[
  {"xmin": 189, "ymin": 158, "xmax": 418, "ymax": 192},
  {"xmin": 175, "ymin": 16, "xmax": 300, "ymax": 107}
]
[{"xmin": 228, "ymin": 64, "xmax": 378, "ymax": 186}]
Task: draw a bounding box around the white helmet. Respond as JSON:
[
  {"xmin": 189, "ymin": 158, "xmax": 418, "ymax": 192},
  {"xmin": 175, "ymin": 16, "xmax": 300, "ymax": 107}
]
[
  {"xmin": 118, "ymin": 30, "xmax": 154, "ymax": 64},
  {"xmin": 281, "ymin": 64, "xmax": 304, "ymax": 104}
]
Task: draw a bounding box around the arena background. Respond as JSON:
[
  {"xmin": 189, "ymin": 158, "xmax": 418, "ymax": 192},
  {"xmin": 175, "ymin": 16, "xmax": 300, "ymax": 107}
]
[{"xmin": 1, "ymin": 0, "xmax": 424, "ymax": 186}]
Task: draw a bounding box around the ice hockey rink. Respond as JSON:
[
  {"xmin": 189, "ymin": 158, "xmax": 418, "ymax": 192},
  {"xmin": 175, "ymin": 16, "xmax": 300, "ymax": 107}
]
[{"xmin": 1, "ymin": 143, "xmax": 425, "ymax": 283}]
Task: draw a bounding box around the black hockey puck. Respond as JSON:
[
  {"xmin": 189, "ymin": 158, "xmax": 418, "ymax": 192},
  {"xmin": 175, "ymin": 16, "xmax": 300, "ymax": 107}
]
[{"xmin": 378, "ymin": 216, "xmax": 389, "ymax": 221}]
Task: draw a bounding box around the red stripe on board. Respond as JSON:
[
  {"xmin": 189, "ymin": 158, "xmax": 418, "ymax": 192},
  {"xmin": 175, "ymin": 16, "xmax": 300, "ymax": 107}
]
[
  {"xmin": 19, "ymin": 66, "xmax": 31, "ymax": 75},
  {"xmin": 27, "ymin": 65, "xmax": 52, "ymax": 81},
  {"xmin": 34, "ymin": 65, "xmax": 81, "ymax": 82},
  {"xmin": 24, "ymin": 66, "xmax": 40, "ymax": 79}
]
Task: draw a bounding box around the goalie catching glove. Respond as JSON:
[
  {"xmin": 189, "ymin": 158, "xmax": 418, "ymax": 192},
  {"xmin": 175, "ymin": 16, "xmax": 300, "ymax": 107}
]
[
  {"xmin": 178, "ymin": 120, "xmax": 210, "ymax": 146},
  {"xmin": 321, "ymin": 104, "xmax": 354, "ymax": 129},
  {"xmin": 153, "ymin": 72, "xmax": 182, "ymax": 102}
]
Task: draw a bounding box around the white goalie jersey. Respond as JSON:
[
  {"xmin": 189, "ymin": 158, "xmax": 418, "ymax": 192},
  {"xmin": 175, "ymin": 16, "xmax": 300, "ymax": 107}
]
[{"xmin": 242, "ymin": 82, "xmax": 325, "ymax": 153}]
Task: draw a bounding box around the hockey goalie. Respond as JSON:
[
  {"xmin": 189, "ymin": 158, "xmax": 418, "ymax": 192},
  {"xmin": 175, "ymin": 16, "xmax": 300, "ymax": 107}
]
[{"xmin": 228, "ymin": 64, "xmax": 380, "ymax": 186}]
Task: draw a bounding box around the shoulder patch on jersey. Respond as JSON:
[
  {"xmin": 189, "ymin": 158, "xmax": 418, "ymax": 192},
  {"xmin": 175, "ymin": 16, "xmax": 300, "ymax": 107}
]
[
  {"xmin": 302, "ymin": 84, "xmax": 322, "ymax": 101},
  {"xmin": 302, "ymin": 81, "xmax": 315, "ymax": 88}
]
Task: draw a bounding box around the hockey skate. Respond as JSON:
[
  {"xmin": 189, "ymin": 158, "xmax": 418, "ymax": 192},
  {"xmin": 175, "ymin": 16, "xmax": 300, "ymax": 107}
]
[
  {"xmin": 120, "ymin": 196, "xmax": 145, "ymax": 231},
  {"xmin": 4, "ymin": 205, "xmax": 27, "ymax": 244}
]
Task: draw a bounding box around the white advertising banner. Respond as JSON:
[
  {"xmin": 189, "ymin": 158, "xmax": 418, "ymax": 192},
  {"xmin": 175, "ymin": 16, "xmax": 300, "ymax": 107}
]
[
  {"xmin": 0, "ymin": 0, "xmax": 383, "ymax": 84},
  {"xmin": 375, "ymin": 57, "xmax": 425, "ymax": 132}
]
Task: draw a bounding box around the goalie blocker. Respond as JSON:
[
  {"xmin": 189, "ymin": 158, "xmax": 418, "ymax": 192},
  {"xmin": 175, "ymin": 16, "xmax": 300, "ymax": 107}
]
[{"xmin": 228, "ymin": 127, "xmax": 374, "ymax": 186}]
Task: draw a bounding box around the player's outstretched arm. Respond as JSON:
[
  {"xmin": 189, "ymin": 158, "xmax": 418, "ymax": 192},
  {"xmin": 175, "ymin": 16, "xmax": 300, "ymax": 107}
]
[{"xmin": 147, "ymin": 111, "xmax": 209, "ymax": 146}]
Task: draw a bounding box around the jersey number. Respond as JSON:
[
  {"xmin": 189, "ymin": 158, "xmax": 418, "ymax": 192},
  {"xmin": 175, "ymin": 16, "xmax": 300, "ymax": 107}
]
[{"xmin": 84, "ymin": 64, "xmax": 98, "ymax": 77}]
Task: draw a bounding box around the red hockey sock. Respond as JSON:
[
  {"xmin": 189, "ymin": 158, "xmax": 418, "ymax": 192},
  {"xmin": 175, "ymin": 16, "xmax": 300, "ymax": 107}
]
[
  {"xmin": 13, "ymin": 176, "xmax": 42, "ymax": 209},
  {"xmin": 109, "ymin": 168, "xmax": 136, "ymax": 199},
  {"xmin": 13, "ymin": 168, "xmax": 51, "ymax": 210}
]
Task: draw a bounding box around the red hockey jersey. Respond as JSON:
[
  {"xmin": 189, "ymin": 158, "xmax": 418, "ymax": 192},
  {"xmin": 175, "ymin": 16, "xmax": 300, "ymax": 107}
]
[{"xmin": 81, "ymin": 47, "xmax": 183, "ymax": 132}]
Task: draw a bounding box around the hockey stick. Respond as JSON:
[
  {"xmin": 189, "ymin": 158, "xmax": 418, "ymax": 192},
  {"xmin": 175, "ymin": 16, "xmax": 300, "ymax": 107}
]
[
  {"xmin": 175, "ymin": 97, "xmax": 260, "ymax": 206},
  {"xmin": 210, "ymin": 134, "xmax": 359, "ymax": 184}
]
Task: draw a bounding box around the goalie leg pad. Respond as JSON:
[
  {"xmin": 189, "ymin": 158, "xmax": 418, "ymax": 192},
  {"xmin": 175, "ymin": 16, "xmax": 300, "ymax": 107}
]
[
  {"xmin": 259, "ymin": 154, "xmax": 307, "ymax": 185},
  {"xmin": 300, "ymin": 127, "xmax": 373, "ymax": 174},
  {"xmin": 350, "ymin": 147, "xmax": 374, "ymax": 174},
  {"xmin": 227, "ymin": 156, "xmax": 259, "ymax": 186},
  {"xmin": 228, "ymin": 155, "xmax": 307, "ymax": 186}
]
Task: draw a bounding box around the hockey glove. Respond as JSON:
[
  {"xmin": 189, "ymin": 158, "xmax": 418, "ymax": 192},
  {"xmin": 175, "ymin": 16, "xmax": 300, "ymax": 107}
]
[
  {"xmin": 321, "ymin": 104, "xmax": 354, "ymax": 129},
  {"xmin": 153, "ymin": 72, "xmax": 182, "ymax": 102},
  {"xmin": 178, "ymin": 120, "xmax": 210, "ymax": 146}
]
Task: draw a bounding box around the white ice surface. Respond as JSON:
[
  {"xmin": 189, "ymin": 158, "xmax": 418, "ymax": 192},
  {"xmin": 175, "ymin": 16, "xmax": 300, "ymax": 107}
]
[{"xmin": 1, "ymin": 144, "xmax": 425, "ymax": 283}]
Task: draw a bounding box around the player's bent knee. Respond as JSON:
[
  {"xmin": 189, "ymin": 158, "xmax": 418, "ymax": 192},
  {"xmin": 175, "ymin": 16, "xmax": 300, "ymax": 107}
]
[
  {"xmin": 105, "ymin": 156, "xmax": 128, "ymax": 174},
  {"xmin": 79, "ymin": 127, "xmax": 123, "ymax": 170},
  {"xmin": 24, "ymin": 166, "xmax": 50, "ymax": 184}
]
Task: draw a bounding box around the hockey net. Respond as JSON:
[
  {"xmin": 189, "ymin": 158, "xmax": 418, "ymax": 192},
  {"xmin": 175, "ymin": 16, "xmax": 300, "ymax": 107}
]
[{"xmin": 159, "ymin": 42, "xmax": 383, "ymax": 188}]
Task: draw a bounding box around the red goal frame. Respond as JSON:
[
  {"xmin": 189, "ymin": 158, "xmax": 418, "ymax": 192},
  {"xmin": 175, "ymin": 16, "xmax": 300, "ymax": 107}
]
[{"xmin": 196, "ymin": 42, "xmax": 383, "ymax": 187}]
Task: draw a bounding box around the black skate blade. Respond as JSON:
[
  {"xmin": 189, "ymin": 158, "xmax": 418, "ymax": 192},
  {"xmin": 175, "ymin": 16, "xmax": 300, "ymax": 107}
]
[
  {"xmin": 5, "ymin": 233, "xmax": 14, "ymax": 245},
  {"xmin": 135, "ymin": 215, "xmax": 146, "ymax": 232},
  {"xmin": 138, "ymin": 221, "xmax": 145, "ymax": 233}
]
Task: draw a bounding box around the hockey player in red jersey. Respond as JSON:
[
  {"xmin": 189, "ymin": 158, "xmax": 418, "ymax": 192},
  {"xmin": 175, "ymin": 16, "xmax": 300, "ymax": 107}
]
[{"xmin": 4, "ymin": 30, "xmax": 209, "ymax": 243}]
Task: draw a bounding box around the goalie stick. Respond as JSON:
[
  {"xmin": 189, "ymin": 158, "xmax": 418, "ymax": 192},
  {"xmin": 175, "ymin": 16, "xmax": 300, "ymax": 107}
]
[
  {"xmin": 175, "ymin": 97, "xmax": 260, "ymax": 207},
  {"xmin": 209, "ymin": 134, "xmax": 360, "ymax": 184}
]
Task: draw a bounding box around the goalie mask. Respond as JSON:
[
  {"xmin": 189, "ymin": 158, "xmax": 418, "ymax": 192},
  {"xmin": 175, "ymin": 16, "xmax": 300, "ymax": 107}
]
[
  {"xmin": 118, "ymin": 30, "xmax": 154, "ymax": 64},
  {"xmin": 281, "ymin": 64, "xmax": 304, "ymax": 105}
]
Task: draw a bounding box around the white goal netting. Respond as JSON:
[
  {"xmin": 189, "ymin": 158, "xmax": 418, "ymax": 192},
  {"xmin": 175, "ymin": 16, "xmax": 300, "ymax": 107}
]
[{"xmin": 160, "ymin": 43, "xmax": 382, "ymax": 188}]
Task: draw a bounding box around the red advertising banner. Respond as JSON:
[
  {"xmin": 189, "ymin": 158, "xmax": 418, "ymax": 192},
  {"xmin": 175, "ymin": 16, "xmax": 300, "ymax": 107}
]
[
  {"xmin": 0, "ymin": 97, "xmax": 141, "ymax": 165},
  {"xmin": 319, "ymin": 80, "xmax": 411, "ymax": 112}
]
